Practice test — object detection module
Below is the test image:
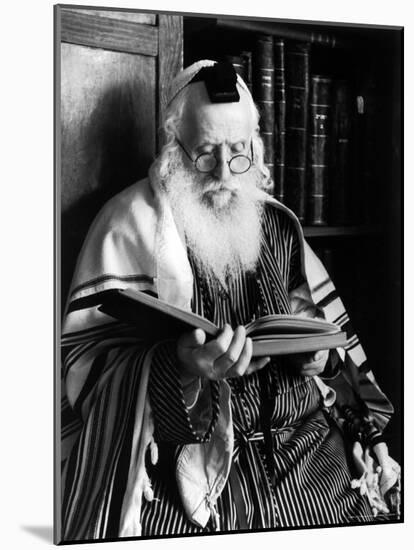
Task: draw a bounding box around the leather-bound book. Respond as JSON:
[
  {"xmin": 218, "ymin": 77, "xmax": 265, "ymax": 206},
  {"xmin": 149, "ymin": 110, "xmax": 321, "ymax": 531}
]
[
  {"xmin": 307, "ymin": 74, "xmax": 332, "ymax": 225},
  {"xmin": 241, "ymin": 50, "xmax": 253, "ymax": 93},
  {"xmin": 285, "ymin": 42, "xmax": 310, "ymax": 222},
  {"xmin": 330, "ymin": 80, "xmax": 352, "ymax": 225},
  {"xmin": 225, "ymin": 53, "xmax": 253, "ymax": 93},
  {"xmin": 274, "ymin": 39, "xmax": 286, "ymax": 203},
  {"xmin": 225, "ymin": 54, "xmax": 246, "ymax": 78},
  {"xmin": 253, "ymin": 35, "xmax": 275, "ymax": 186}
]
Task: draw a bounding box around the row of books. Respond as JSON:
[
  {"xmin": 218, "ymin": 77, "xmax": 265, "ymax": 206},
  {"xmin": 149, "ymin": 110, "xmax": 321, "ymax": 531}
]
[{"xmin": 226, "ymin": 36, "xmax": 362, "ymax": 226}]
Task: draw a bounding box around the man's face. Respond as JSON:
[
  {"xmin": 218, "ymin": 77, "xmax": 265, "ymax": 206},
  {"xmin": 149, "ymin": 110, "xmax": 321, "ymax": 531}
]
[
  {"xmin": 163, "ymin": 83, "xmax": 264, "ymax": 285},
  {"xmin": 178, "ymin": 83, "xmax": 256, "ymax": 210}
]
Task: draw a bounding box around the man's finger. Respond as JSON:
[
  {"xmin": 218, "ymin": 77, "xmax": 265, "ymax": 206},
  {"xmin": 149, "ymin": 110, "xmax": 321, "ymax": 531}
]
[
  {"xmin": 291, "ymin": 349, "xmax": 328, "ymax": 363},
  {"xmin": 202, "ymin": 324, "xmax": 234, "ymax": 361},
  {"xmin": 300, "ymin": 368, "xmax": 320, "ymax": 376},
  {"xmin": 313, "ymin": 350, "xmax": 329, "ymax": 362},
  {"xmin": 245, "ymin": 356, "xmax": 271, "ymax": 376},
  {"xmin": 300, "ymin": 362, "xmax": 326, "ymax": 376},
  {"xmin": 222, "ymin": 335, "xmax": 253, "ymax": 377},
  {"xmin": 214, "ymin": 326, "xmax": 247, "ymax": 372},
  {"xmin": 179, "ymin": 328, "xmax": 206, "ymax": 349}
]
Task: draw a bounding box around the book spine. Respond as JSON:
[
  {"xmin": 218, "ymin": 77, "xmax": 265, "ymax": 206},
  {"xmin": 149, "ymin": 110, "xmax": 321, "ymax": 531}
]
[
  {"xmin": 253, "ymin": 35, "xmax": 275, "ymax": 187},
  {"xmin": 353, "ymin": 94, "xmax": 367, "ymax": 225},
  {"xmin": 274, "ymin": 39, "xmax": 286, "ymax": 203},
  {"xmin": 285, "ymin": 42, "xmax": 310, "ymax": 223},
  {"xmin": 357, "ymin": 90, "xmax": 379, "ymax": 226},
  {"xmin": 225, "ymin": 52, "xmax": 253, "ymax": 93},
  {"xmin": 307, "ymin": 74, "xmax": 332, "ymax": 225},
  {"xmin": 225, "ymin": 54, "xmax": 246, "ymax": 79},
  {"xmin": 330, "ymin": 80, "xmax": 352, "ymax": 225},
  {"xmin": 241, "ymin": 50, "xmax": 253, "ymax": 93},
  {"xmin": 353, "ymin": 58, "xmax": 381, "ymax": 226}
]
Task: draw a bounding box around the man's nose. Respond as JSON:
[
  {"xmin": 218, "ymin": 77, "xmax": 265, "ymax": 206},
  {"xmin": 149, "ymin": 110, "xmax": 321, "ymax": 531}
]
[{"xmin": 213, "ymin": 147, "xmax": 232, "ymax": 182}]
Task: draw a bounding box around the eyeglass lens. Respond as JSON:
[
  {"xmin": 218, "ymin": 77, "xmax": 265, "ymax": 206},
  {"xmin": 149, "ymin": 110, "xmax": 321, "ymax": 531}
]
[{"xmin": 195, "ymin": 153, "xmax": 251, "ymax": 174}]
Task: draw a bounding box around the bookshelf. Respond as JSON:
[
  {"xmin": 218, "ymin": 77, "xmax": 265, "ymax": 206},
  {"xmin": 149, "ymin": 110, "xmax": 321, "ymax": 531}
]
[
  {"xmin": 303, "ymin": 225, "xmax": 382, "ymax": 238},
  {"xmin": 183, "ymin": 16, "xmax": 401, "ymax": 224},
  {"xmin": 182, "ymin": 15, "xmax": 402, "ymax": 460}
]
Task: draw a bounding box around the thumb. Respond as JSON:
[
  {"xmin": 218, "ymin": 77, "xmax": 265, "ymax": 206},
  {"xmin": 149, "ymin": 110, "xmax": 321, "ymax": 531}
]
[
  {"xmin": 313, "ymin": 349, "xmax": 328, "ymax": 361},
  {"xmin": 181, "ymin": 328, "xmax": 206, "ymax": 349}
]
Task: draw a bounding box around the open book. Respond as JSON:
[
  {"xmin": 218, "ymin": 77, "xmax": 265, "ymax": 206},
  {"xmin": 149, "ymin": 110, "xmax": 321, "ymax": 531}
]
[{"xmin": 98, "ymin": 288, "xmax": 347, "ymax": 357}]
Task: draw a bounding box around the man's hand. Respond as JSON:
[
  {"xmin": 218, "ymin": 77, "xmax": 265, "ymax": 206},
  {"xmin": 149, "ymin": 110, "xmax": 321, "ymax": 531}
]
[
  {"xmin": 288, "ymin": 349, "xmax": 329, "ymax": 377},
  {"xmin": 177, "ymin": 324, "xmax": 270, "ymax": 381}
]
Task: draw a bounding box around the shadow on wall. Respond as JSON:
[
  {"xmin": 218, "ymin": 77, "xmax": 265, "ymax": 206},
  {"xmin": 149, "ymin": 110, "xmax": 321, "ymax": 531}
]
[{"xmin": 60, "ymin": 83, "xmax": 154, "ymax": 310}]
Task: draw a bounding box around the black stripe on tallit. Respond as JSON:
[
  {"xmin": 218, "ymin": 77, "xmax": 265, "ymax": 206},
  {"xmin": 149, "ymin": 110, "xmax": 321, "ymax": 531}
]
[
  {"xmin": 72, "ymin": 349, "xmax": 109, "ymax": 417},
  {"xmin": 345, "ymin": 339, "xmax": 362, "ymax": 352},
  {"xmin": 67, "ymin": 288, "xmax": 158, "ymax": 315},
  {"xmin": 316, "ymin": 290, "xmax": 339, "ymax": 309},
  {"xmin": 70, "ymin": 274, "xmax": 154, "ymax": 298}
]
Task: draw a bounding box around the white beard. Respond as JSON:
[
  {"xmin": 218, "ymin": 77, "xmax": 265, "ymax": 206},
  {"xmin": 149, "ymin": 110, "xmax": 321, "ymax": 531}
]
[{"xmin": 163, "ymin": 158, "xmax": 265, "ymax": 287}]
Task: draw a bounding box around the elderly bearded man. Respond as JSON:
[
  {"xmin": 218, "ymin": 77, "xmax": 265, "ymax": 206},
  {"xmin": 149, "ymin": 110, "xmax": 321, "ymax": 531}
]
[{"xmin": 60, "ymin": 60, "xmax": 399, "ymax": 541}]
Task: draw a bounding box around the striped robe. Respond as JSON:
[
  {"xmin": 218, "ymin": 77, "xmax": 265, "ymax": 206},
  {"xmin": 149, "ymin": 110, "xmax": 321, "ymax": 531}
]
[
  {"xmin": 60, "ymin": 179, "xmax": 395, "ymax": 541},
  {"xmin": 140, "ymin": 204, "xmax": 374, "ymax": 534}
]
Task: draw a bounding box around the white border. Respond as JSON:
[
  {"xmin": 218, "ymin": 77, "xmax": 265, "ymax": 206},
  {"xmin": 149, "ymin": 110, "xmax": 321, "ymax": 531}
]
[{"xmin": 1, "ymin": 1, "xmax": 410, "ymax": 548}]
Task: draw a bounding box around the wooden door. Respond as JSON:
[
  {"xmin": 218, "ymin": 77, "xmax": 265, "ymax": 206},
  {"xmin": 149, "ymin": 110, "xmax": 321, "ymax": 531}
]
[{"xmin": 55, "ymin": 7, "xmax": 183, "ymax": 305}]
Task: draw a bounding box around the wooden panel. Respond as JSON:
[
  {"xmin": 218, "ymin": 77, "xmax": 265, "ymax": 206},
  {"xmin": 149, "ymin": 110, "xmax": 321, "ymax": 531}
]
[
  {"xmin": 60, "ymin": 43, "xmax": 156, "ymax": 302},
  {"xmin": 61, "ymin": 9, "xmax": 158, "ymax": 56},
  {"xmin": 63, "ymin": 8, "xmax": 156, "ymax": 25},
  {"xmin": 157, "ymin": 15, "xmax": 183, "ymax": 145}
]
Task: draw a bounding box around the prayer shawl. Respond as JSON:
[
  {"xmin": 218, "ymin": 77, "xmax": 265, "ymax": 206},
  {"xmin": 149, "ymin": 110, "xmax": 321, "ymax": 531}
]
[{"xmin": 60, "ymin": 177, "xmax": 393, "ymax": 541}]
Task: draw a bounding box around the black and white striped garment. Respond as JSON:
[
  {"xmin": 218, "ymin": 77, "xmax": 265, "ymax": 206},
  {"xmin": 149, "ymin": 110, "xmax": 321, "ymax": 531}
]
[{"xmin": 141, "ymin": 204, "xmax": 374, "ymax": 534}]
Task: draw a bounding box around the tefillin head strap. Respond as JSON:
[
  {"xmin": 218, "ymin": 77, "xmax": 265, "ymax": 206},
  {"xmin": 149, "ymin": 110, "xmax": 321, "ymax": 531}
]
[{"xmin": 189, "ymin": 60, "xmax": 240, "ymax": 103}]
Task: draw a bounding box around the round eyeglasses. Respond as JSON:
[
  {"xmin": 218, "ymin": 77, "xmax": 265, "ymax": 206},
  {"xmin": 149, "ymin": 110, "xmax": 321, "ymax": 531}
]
[{"xmin": 176, "ymin": 137, "xmax": 253, "ymax": 174}]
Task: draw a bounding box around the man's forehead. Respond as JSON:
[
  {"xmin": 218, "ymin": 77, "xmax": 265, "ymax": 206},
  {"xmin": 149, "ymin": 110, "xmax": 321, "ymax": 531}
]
[{"xmin": 180, "ymin": 82, "xmax": 254, "ymax": 147}]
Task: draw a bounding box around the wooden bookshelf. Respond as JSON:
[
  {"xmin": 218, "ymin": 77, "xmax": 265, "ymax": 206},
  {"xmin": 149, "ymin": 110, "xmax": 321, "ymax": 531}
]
[{"xmin": 303, "ymin": 225, "xmax": 382, "ymax": 238}]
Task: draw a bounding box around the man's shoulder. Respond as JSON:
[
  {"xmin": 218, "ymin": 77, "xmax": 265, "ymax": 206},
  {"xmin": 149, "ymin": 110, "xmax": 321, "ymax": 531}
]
[
  {"xmin": 100, "ymin": 178, "xmax": 155, "ymax": 220},
  {"xmin": 93, "ymin": 178, "xmax": 159, "ymax": 234},
  {"xmin": 262, "ymin": 197, "xmax": 302, "ymax": 236}
]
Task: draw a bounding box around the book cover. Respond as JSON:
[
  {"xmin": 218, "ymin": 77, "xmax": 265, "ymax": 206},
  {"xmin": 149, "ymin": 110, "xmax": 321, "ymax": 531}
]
[
  {"xmin": 330, "ymin": 80, "xmax": 352, "ymax": 225},
  {"xmin": 307, "ymin": 74, "xmax": 332, "ymax": 225},
  {"xmin": 274, "ymin": 38, "xmax": 286, "ymax": 204},
  {"xmin": 285, "ymin": 41, "xmax": 310, "ymax": 223},
  {"xmin": 253, "ymin": 35, "xmax": 275, "ymax": 189}
]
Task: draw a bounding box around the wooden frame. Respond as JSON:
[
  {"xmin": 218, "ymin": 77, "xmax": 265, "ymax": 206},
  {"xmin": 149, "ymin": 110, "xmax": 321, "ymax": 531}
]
[{"xmin": 54, "ymin": 5, "xmax": 402, "ymax": 545}]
